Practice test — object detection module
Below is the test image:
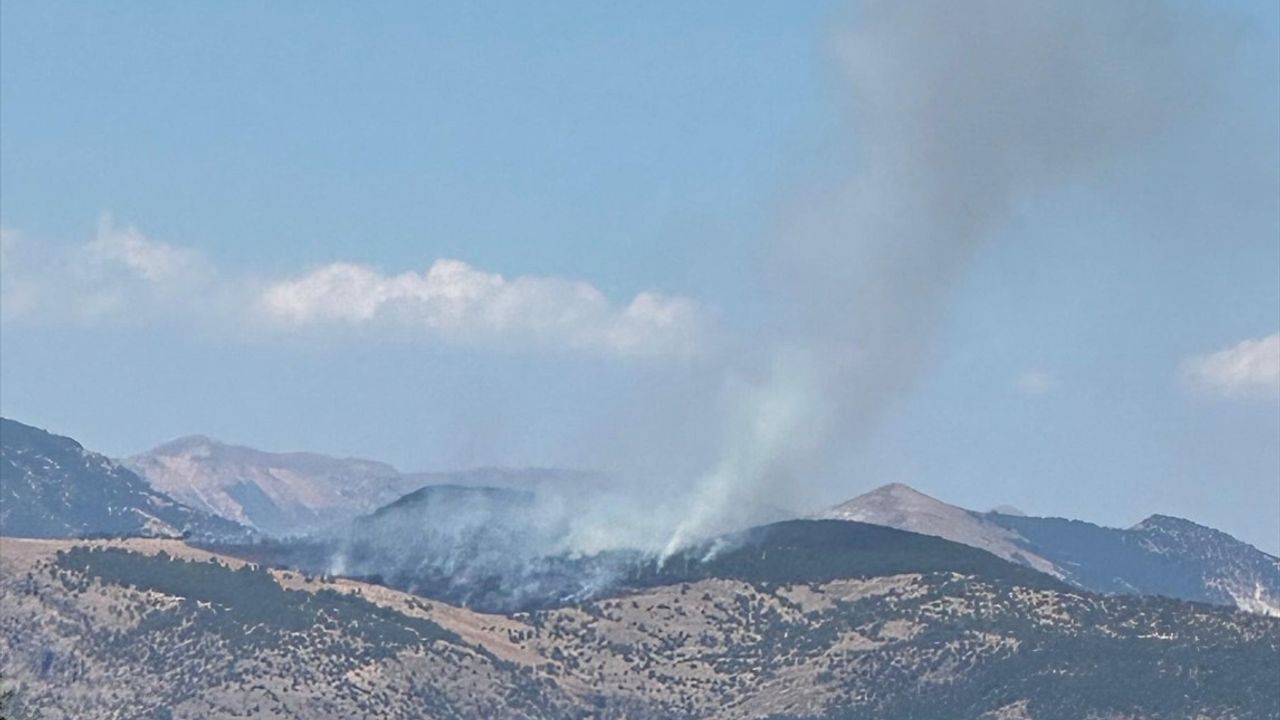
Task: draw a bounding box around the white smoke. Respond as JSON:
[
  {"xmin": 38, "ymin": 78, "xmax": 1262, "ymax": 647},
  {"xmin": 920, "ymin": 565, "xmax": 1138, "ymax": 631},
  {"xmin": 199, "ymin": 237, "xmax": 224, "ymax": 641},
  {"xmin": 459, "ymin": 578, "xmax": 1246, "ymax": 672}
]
[
  {"xmin": 661, "ymin": 0, "xmax": 1227, "ymax": 550},
  {"xmin": 253, "ymin": 1, "xmax": 1244, "ymax": 599}
]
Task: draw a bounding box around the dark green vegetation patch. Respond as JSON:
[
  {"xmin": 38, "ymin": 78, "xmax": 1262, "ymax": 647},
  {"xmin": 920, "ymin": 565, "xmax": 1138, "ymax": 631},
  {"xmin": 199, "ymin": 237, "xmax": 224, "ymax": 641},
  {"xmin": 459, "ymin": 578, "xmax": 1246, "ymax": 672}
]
[
  {"xmin": 627, "ymin": 520, "xmax": 1064, "ymax": 591},
  {"xmin": 54, "ymin": 547, "xmax": 460, "ymax": 652}
]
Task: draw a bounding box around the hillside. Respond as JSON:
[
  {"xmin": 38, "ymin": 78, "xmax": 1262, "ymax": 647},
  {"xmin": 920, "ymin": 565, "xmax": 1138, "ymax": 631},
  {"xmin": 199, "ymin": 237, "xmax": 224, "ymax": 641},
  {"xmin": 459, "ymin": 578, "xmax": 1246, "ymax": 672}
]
[
  {"xmin": 2, "ymin": 534, "xmax": 1276, "ymax": 719},
  {"xmin": 241, "ymin": 494, "xmax": 1065, "ymax": 614},
  {"xmin": 987, "ymin": 511, "xmax": 1280, "ymax": 616},
  {"xmin": 822, "ymin": 483, "xmax": 1280, "ymax": 615},
  {"xmin": 212, "ymin": 484, "xmax": 609, "ymax": 612},
  {"xmin": 0, "ymin": 418, "xmax": 246, "ymax": 541}
]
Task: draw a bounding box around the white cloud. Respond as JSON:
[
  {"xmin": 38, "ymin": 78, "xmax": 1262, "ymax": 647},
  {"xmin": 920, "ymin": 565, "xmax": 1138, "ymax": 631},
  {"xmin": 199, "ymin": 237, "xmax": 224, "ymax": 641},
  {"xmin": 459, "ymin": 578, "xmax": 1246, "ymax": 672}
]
[
  {"xmin": 1013, "ymin": 369, "xmax": 1057, "ymax": 397},
  {"xmin": 259, "ymin": 259, "xmax": 705, "ymax": 359},
  {"xmin": 2, "ymin": 216, "xmax": 708, "ymax": 360},
  {"xmin": 1181, "ymin": 334, "xmax": 1280, "ymax": 400},
  {"xmin": 84, "ymin": 215, "xmax": 207, "ymax": 284},
  {"xmin": 2, "ymin": 217, "xmax": 215, "ymax": 323},
  {"xmin": 73, "ymin": 216, "xmax": 216, "ymax": 322}
]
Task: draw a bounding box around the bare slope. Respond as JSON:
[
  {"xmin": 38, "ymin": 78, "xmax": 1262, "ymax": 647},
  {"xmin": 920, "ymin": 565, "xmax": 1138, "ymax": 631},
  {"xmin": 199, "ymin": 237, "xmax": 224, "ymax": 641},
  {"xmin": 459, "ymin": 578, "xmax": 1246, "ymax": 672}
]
[
  {"xmin": 124, "ymin": 436, "xmax": 424, "ymax": 536},
  {"xmin": 819, "ymin": 483, "xmax": 1061, "ymax": 577}
]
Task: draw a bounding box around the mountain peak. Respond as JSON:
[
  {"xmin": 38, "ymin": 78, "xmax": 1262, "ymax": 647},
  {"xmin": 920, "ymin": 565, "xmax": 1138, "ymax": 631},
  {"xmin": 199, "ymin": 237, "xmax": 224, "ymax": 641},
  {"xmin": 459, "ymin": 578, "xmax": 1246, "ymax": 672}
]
[
  {"xmin": 1131, "ymin": 514, "xmax": 1223, "ymax": 537},
  {"xmin": 1130, "ymin": 513, "xmax": 1254, "ymax": 549},
  {"xmin": 1134, "ymin": 513, "xmax": 1203, "ymax": 529},
  {"xmin": 875, "ymin": 481, "xmax": 931, "ymax": 495},
  {"xmin": 824, "ymin": 483, "xmax": 949, "ymax": 519},
  {"xmin": 149, "ymin": 434, "xmax": 224, "ymax": 455},
  {"xmin": 823, "ymin": 482, "xmax": 981, "ymax": 534},
  {"xmin": 126, "ymin": 436, "xmax": 413, "ymax": 535},
  {"xmin": 819, "ymin": 482, "xmax": 1066, "ymax": 580}
]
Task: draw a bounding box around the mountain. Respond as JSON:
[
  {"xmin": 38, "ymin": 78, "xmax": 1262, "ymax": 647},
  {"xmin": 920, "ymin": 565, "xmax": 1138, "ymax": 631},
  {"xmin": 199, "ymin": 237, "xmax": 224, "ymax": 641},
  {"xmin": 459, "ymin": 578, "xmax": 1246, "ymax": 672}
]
[
  {"xmin": 2, "ymin": 524, "xmax": 1277, "ymax": 719},
  {"xmin": 255, "ymin": 481, "xmax": 800, "ymax": 613},
  {"xmin": 219, "ymin": 484, "xmax": 603, "ymax": 612},
  {"xmin": 125, "ymin": 437, "xmax": 595, "ymax": 537},
  {"xmin": 366, "ymin": 482, "xmax": 540, "ymax": 519},
  {"xmin": 987, "ymin": 511, "xmax": 1280, "ymax": 616},
  {"xmin": 0, "ymin": 418, "xmax": 246, "ymax": 541},
  {"xmin": 821, "ymin": 483, "xmax": 1280, "ymax": 615},
  {"xmin": 342, "ymin": 484, "xmax": 574, "ymax": 607},
  {"xmin": 821, "ymin": 484, "xmax": 1062, "ymax": 578},
  {"xmin": 125, "ymin": 436, "xmax": 431, "ymax": 536}
]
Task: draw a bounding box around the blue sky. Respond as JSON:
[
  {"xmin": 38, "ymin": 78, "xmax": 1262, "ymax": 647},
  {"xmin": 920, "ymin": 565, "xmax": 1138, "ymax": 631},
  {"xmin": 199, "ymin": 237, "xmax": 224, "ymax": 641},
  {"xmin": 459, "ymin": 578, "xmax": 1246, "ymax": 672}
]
[{"xmin": 2, "ymin": 1, "xmax": 1278, "ymax": 551}]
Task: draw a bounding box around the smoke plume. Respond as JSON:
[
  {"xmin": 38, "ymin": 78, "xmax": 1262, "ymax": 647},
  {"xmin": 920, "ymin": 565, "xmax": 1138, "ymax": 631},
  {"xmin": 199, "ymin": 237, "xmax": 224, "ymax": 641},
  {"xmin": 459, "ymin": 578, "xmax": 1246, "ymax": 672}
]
[
  {"xmin": 293, "ymin": 1, "xmax": 1236, "ymax": 597},
  {"xmin": 663, "ymin": 0, "xmax": 1223, "ymax": 550}
]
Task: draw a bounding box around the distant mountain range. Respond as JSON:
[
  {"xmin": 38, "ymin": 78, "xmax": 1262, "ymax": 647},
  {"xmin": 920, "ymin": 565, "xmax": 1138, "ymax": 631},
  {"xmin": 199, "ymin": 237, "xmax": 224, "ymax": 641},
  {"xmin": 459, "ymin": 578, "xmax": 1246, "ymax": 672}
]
[
  {"xmin": 0, "ymin": 418, "xmax": 247, "ymax": 541},
  {"xmin": 4, "ymin": 417, "xmax": 1279, "ymax": 718},
  {"xmin": 125, "ymin": 435, "xmax": 593, "ymax": 536},
  {"xmin": 820, "ymin": 482, "xmax": 1280, "ymax": 616},
  {"xmin": 117, "ymin": 429, "xmax": 1280, "ymax": 617},
  {"xmin": 10, "ymin": 418, "xmax": 1278, "ymax": 619}
]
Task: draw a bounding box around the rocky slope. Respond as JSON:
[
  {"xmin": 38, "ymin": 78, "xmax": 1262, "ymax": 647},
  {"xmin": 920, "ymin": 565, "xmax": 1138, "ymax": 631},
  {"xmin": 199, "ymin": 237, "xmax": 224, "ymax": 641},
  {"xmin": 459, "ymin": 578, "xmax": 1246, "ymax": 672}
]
[
  {"xmin": 0, "ymin": 418, "xmax": 246, "ymax": 541},
  {"xmin": 821, "ymin": 483, "xmax": 1280, "ymax": 616},
  {"xmin": 821, "ymin": 484, "xmax": 1062, "ymax": 578},
  {"xmin": 123, "ymin": 436, "xmax": 422, "ymax": 536},
  {"xmin": 2, "ymin": 528, "xmax": 1276, "ymax": 720}
]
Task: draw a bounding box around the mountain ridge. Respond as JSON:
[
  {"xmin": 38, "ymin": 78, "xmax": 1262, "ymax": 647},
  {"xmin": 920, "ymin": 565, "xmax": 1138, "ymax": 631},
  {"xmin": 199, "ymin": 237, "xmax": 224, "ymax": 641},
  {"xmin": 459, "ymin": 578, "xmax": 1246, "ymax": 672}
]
[
  {"xmin": 0, "ymin": 418, "xmax": 247, "ymax": 541},
  {"xmin": 822, "ymin": 482, "xmax": 1280, "ymax": 616}
]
